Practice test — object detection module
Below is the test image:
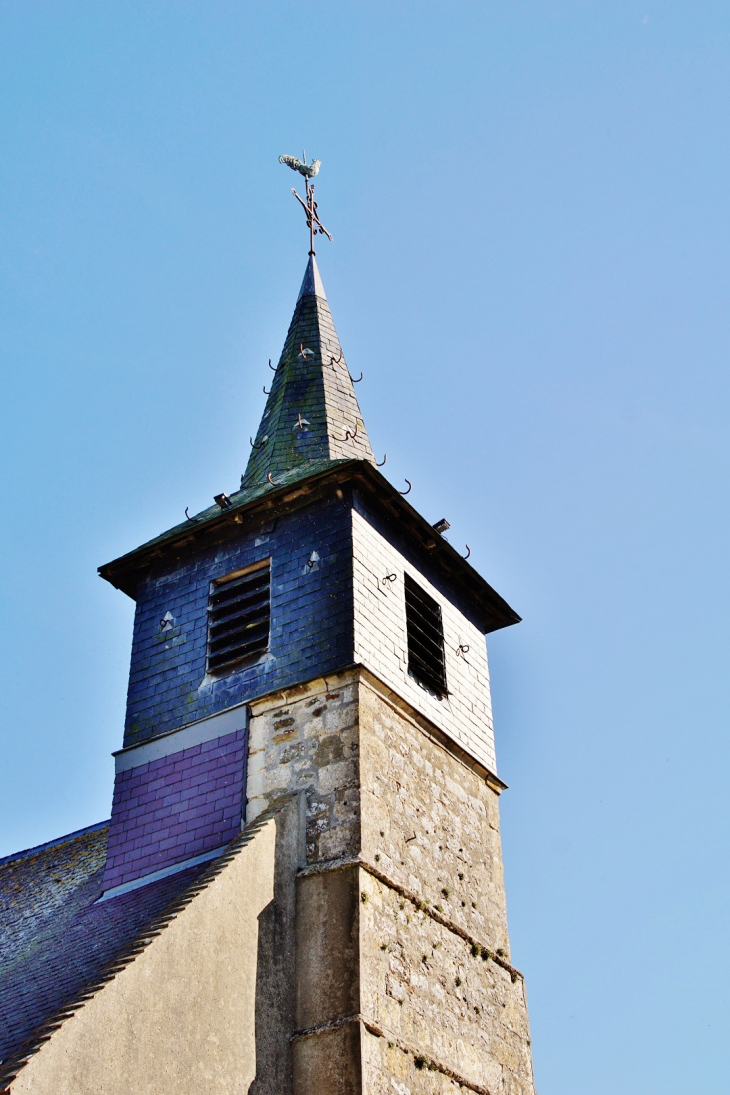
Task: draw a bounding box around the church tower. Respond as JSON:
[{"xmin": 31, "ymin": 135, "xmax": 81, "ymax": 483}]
[{"xmin": 0, "ymin": 177, "xmax": 537, "ymax": 1095}]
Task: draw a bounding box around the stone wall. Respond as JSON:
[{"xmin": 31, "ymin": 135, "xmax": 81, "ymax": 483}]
[
  {"xmin": 246, "ymin": 674, "xmax": 361, "ymax": 862},
  {"xmin": 358, "ymin": 675, "xmax": 533, "ymax": 1095},
  {"xmin": 358, "ymin": 677, "xmax": 508, "ymax": 959},
  {"xmin": 247, "ymin": 668, "xmax": 535, "ymax": 1095},
  {"xmin": 359, "ymin": 869, "xmax": 534, "ymax": 1095}
]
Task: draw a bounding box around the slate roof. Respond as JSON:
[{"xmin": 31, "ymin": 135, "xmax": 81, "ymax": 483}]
[
  {"xmin": 0, "ymin": 801, "xmax": 290, "ymax": 1089},
  {"xmin": 242, "ymin": 255, "xmax": 374, "ymax": 487},
  {"xmin": 109, "ymin": 455, "xmax": 352, "ymax": 561}
]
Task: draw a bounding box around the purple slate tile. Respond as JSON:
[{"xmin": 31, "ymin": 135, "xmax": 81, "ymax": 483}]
[{"xmin": 103, "ymin": 727, "xmax": 245, "ymax": 889}]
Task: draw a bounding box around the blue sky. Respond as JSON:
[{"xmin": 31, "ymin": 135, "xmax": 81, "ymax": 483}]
[{"xmin": 1, "ymin": 3, "xmax": 729, "ymax": 1092}]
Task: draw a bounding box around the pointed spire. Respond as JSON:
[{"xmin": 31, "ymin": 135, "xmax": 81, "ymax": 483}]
[
  {"xmin": 242, "ymin": 256, "xmax": 374, "ymax": 489},
  {"xmin": 297, "ymin": 254, "xmax": 327, "ymax": 302}
]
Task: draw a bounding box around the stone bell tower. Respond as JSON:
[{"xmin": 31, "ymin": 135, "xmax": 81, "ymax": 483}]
[
  {"xmin": 98, "ymin": 244, "xmax": 537, "ymax": 1093},
  {"xmin": 0, "ymin": 190, "xmax": 537, "ymax": 1094}
]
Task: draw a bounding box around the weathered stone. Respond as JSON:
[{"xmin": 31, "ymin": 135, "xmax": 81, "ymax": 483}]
[{"xmin": 247, "ymin": 666, "xmax": 536, "ymax": 1095}]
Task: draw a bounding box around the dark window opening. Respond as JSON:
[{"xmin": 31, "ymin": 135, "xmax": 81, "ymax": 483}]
[
  {"xmin": 207, "ymin": 561, "xmax": 270, "ymax": 674},
  {"xmin": 404, "ymin": 573, "xmax": 447, "ymax": 696}
]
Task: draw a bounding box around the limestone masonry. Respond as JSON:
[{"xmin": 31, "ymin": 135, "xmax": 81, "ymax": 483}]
[{"xmin": 0, "ymin": 253, "xmax": 536, "ymax": 1094}]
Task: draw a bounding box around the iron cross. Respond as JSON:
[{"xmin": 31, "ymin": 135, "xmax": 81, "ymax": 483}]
[
  {"xmin": 279, "ymin": 153, "xmax": 333, "ymax": 255},
  {"xmin": 291, "ymin": 178, "xmax": 333, "ymax": 256}
]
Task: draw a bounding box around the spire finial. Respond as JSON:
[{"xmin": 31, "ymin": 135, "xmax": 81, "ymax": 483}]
[{"xmin": 279, "ymin": 152, "xmax": 333, "ymax": 256}]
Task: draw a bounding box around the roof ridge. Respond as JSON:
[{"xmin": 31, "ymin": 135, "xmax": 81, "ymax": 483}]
[
  {"xmin": 0, "ymin": 795, "xmax": 297, "ymax": 1092},
  {"xmin": 0, "ymin": 821, "xmax": 110, "ymax": 870}
]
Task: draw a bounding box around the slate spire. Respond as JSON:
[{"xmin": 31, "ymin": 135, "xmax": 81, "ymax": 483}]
[{"xmin": 242, "ymin": 256, "xmax": 374, "ymax": 488}]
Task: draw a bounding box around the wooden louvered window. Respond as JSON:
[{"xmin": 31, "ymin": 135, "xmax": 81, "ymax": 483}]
[
  {"xmin": 207, "ymin": 561, "xmax": 271, "ymax": 674},
  {"xmin": 404, "ymin": 573, "xmax": 447, "ymax": 696}
]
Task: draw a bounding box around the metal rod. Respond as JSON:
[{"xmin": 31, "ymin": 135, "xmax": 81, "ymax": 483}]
[
  {"xmin": 306, "ymin": 178, "xmax": 314, "ymax": 255},
  {"xmin": 290, "ymin": 180, "xmax": 333, "ymax": 254}
]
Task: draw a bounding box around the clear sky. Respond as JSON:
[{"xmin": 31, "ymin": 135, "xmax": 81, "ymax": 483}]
[{"xmin": 1, "ymin": 3, "xmax": 728, "ymax": 1092}]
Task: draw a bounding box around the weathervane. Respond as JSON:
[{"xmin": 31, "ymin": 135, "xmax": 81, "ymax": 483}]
[{"xmin": 279, "ymin": 151, "xmax": 333, "ymax": 256}]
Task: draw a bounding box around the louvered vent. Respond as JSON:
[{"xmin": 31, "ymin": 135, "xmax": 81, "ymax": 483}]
[
  {"xmin": 207, "ymin": 562, "xmax": 271, "ymax": 674},
  {"xmin": 404, "ymin": 573, "xmax": 447, "ymax": 696}
]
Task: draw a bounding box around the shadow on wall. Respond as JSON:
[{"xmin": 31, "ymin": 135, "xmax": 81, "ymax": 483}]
[{"xmin": 249, "ymin": 795, "xmax": 303, "ymax": 1094}]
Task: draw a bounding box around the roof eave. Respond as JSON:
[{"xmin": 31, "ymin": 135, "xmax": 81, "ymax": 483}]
[
  {"xmin": 98, "ymin": 460, "xmax": 520, "ymax": 634},
  {"xmin": 353, "ymin": 462, "xmax": 520, "ymax": 634},
  {"xmin": 98, "ymin": 460, "xmax": 361, "ymax": 596}
]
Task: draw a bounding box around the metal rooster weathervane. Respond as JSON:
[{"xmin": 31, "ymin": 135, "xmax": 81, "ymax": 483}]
[{"xmin": 279, "ymin": 151, "xmax": 333, "ymax": 256}]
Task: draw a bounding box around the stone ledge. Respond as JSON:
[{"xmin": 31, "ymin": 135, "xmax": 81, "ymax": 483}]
[
  {"xmin": 297, "ymin": 855, "xmax": 523, "ymax": 984},
  {"xmin": 290, "ymin": 1013, "xmax": 493, "ymax": 1095}
]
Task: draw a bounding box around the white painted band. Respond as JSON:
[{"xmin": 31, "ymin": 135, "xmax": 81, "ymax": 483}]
[
  {"xmin": 113, "ymin": 703, "xmax": 248, "ymax": 774},
  {"xmin": 97, "ymin": 844, "xmax": 229, "ymax": 902}
]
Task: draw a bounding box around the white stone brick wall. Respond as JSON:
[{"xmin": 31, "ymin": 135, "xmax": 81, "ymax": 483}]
[{"xmin": 351, "ymin": 509, "xmax": 498, "ymax": 775}]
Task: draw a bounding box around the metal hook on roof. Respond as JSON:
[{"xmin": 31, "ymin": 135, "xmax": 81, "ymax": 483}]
[
  {"xmin": 267, "ymin": 472, "xmax": 279, "ymax": 487},
  {"xmin": 381, "ymin": 573, "xmax": 397, "ymax": 586},
  {"xmin": 340, "ymin": 420, "xmax": 359, "ymax": 442},
  {"xmin": 349, "ymin": 371, "xmax": 363, "ymax": 383},
  {"xmin": 463, "ymin": 545, "xmax": 471, "ymax": 560},
  {"xmin": 263, "ymin": 385, "xmax": 271, "ymax": 395},
  {"xmin": 250, "ymin": 436, "xmax": 265, "ymax": 451},
  {"xmin": 399, "ymin": 479, "xmax": 412, "ymax": 495},
  {"xmin": 376, "ymin": 453, "xmax": 387, "ymax": 467},
  {"xmin": 456, "ymin": 643, "xmax": 470, "ymax": 658},
  {"xmin": 185, "ymin": 507, "xmax": 194, "ymax": 521},
  {"xmin": 329, "ymin": 351, "xmax": 343, "ymax": 370},
  {"xmin": 268, "ymin": 358, "xmax": 276, "ymax": 371},
  {"xmin": 298, "ymin": 344, "xmax": 314, "ymax": 359}
]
